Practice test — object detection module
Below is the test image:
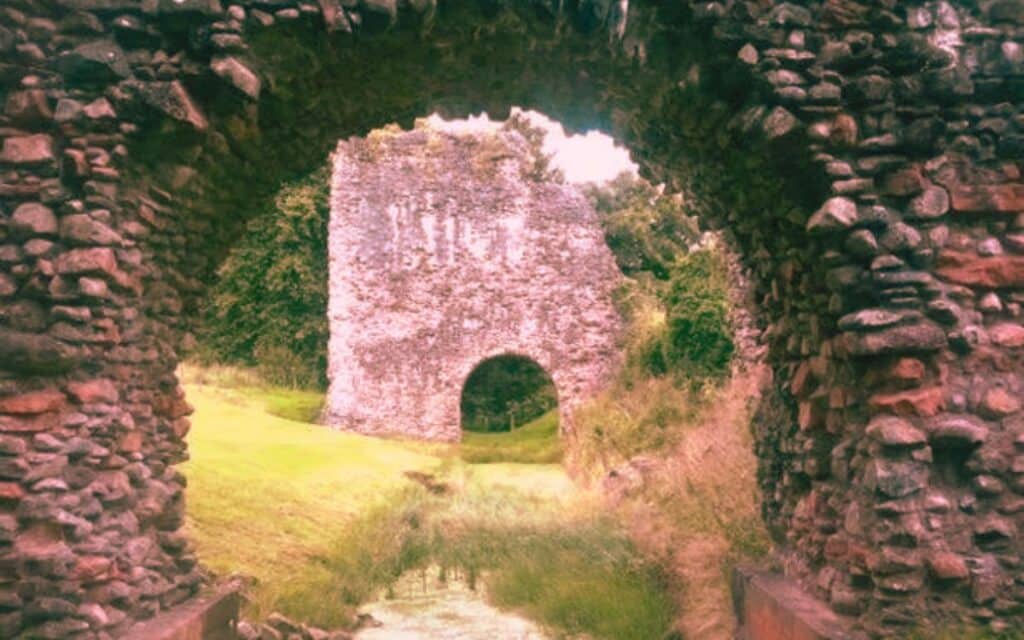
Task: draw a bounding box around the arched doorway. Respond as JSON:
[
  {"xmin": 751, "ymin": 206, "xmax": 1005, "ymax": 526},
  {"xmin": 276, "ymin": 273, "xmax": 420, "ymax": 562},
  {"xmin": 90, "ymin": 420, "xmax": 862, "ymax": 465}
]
[{"xmin": 460, "ymin": 355, "xmax": 557, "ymax": 433}]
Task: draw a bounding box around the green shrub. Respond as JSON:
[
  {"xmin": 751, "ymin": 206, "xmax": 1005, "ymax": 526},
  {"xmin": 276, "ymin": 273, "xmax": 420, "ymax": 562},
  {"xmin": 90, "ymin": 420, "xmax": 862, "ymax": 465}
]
[
  {"xmin": 277, "ymin": 480, "xmax": 673, "ymax": 639},
  {"xmin": 585, "ymin": 172, "xmax": 700, "ymax": 279},
  {"xmin": 197, "ymin": 166, "xmax": 330, "ymax": 389},
  {"xmin": 585, "ymin": 174, "xmax": 733, "ymax": 383},
  {"xmin": 662, "ymin": 248, "xmax": 734, "ymax": 379}
]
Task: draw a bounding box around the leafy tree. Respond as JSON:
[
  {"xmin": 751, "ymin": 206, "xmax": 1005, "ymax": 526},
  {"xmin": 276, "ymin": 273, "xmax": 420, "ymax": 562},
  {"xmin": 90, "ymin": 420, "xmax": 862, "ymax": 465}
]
[
  {"xmin": 196, "ymin": 166, "xmax": 330, "ymax": 389},
  {"xmin": 584, "ymin": 173, "xmax": 700, "ymax": 279},
  {"xmin": 584, "ymin": 173, "xmax": 733, "ymax": 381}
]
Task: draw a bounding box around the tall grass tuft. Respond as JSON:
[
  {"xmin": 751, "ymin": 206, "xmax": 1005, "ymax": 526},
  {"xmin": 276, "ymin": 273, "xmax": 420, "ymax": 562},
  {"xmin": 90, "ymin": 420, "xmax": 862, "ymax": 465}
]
[{"xmin": 570, "ymin": 228, "xmax": 768, "ymax": 638}]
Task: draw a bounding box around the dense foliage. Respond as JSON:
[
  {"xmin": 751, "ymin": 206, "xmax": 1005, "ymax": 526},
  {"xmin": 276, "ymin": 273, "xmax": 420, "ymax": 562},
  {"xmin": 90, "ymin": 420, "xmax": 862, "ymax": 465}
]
[
  {"xmin": 584, "ymin": 173, "xmax": 733, "ymax": 382},
  {"xmin": 196, "ymin": 166, "xmax": 330, "ymax": 389}
]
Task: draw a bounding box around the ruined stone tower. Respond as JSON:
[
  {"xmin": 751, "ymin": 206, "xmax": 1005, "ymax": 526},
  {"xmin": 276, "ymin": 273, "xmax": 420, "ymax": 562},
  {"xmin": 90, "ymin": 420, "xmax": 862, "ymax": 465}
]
[{"xmin": 323, "ymin": 120, "xmax": 624, "ymax": 441}]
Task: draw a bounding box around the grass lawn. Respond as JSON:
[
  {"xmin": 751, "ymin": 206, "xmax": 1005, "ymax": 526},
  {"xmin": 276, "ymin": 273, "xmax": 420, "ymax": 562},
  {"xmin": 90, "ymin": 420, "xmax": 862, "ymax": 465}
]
[
  {"xmin": 459, "ymin": 409, "xmax": 563, "ymax": 464},
  {"xmin": 181, "ymin": 384, "xmax": 439, "ymax": 615},
  {"xmin": 181, "ymin": 379, "xmax": 674, "ymax": 638}
]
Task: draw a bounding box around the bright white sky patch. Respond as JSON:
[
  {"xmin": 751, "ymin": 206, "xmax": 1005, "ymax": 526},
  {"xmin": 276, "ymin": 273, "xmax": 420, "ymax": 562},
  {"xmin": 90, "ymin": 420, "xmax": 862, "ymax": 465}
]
[{"xmin": 422, "ymin": 109, "xmax": 637, "ymax": 185}]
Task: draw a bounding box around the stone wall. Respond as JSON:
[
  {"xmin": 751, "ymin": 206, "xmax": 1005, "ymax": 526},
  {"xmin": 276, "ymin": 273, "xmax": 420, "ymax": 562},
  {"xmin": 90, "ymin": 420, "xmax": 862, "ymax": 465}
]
[
  {"xmin": 0, "ymin": 0, "xmax": 1021, "ymax": 636},
  {"xmin": 324, "ymin": 122, "xmax": 622, "ymax": 441}
]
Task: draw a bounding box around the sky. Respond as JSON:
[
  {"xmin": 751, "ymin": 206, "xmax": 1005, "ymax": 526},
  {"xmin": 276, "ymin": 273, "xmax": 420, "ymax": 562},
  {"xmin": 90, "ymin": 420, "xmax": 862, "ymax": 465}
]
[{"xmin": 424, "ymin": 109, "xmax": 637, "ymax": 185}]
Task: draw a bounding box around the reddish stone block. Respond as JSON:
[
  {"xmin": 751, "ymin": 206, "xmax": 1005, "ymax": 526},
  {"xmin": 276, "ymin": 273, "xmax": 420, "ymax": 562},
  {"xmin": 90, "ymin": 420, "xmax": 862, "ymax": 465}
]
[
  {"xmin": 71, "ymin": 555, "xmax": 113, "ymax": 582},
  {"xmin": 791, "ymin": 361, "xmax": 813, "ymax": 397},
  {"xmin": 66, "ymin": 379, "xmax": 119, "ymax": 404},
  {"xmin": 799, "ymin": 400, "xmax": 826, "ymax": 430},
  {"xmin": 4, "ymin": 89, "xmax": 53, "ymax": 125},
  {"xmin": 54, "ymin": 248, "xmax": 119, "ymax": 278},
  {"xmin": 0, "ymin": 389, "xmax": 65, "ymax": 414},
  {"xmin": 0, "ymin": 134, "xmax": 56, "ymax": 165},
  {"xmin": 888, "ymin": 357, "xmax": 925, "ymax": 384},
  {"xmin": 13, "ymin": 522, "xmax": 64, "ymax": 556},
  {"xmin": 119, "ymin": 431, "xmax": 142, "ymax": 453},
  {"xmin": 882, "ymin": 165, "xmax": 924, "ymax": 196},
  {"xmin": 926, "ymin": 551, "xmax": 969, "ymax": 581},
  {"xmin": 951, "ymin": 183, "xmax": 1024, "ymax": 213},
  {"xmin": 869, "ymin": 386, "xmax": 945, "ymax": 417},
  {"xmin": 990, "ymin": 323, "xmax": 1024, "ymax": 347},
  {"xmin": 830, "ymin": 113, "xmax": 857, "ymax": 147},
  {"xmin": 62, "ymin": 148, "xmax": 90, "ymax": 179},
  {"xmin": 828, "ymin": 387, "xmax": 850, "ymax": 409},
  {"xmin": 0, "ymin": 481, "xmax": 25, "ymax": 501},
  {"xmin": 936, "ymin": 250, "xmax": 1024, "ymax": 288},
  {"xmin": 171, "ymin": 418, "xmax": 191, "ymax": 438},
  {"xmin": 981, "ymin": 387, "xmax": 1021, "ymax": 418},
  {"xmin": 0, "ymin": 412, "xmax": 60, "ymax": 433},
  {"xmin": 154, "ymin": 394, "xmax": 192, "ymax": 419},
  {"xmin": 734, "ymin": 567, "xmax": 855, "ymax": 640}
]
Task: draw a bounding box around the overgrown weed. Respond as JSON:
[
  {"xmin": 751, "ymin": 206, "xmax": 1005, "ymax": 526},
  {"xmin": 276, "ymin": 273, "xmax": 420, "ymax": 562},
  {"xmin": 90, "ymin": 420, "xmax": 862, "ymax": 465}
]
[
  {"xmin": 274, "ymin": 470, "xmax": 674, "ymax": 639},
  {"xmin": 574, "ymin": 368, "xmax": 770, "ymax": 639}
]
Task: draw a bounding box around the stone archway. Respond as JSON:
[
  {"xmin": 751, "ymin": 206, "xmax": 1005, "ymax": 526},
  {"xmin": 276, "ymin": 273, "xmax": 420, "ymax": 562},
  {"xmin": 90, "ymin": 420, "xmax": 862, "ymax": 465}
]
[
  {"xmin": 322, "ymin": 122, "xmax": 622, "ymax": 441},
  {"xmin": 1, "ymin": 1, "xmax": 1022, "ymax": 636}
]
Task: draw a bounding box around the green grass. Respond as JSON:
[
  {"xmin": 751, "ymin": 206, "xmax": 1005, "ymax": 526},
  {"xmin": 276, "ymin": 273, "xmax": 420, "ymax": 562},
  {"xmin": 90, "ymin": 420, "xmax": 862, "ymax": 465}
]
[
  {"xmin": 282, "ymin": 474, "xmax": 674, "ymax": 638},
  {"xmin": 489, "ymin": 539, "xmax": 674, "ymax": 639},
  {"xmin": 182, "ymin": 376, "xmax": 675, "ymax": 638},
  {"xmin": 258, "ymin": 387, "xmax": 324, "ymax": 422},
  {"xmin": 181, "ymin": 383, "xmax": 439, "ymax": 619},
  {"xmin": 459, "ymin": 409, "xmax": 563, "ymax": 464}
]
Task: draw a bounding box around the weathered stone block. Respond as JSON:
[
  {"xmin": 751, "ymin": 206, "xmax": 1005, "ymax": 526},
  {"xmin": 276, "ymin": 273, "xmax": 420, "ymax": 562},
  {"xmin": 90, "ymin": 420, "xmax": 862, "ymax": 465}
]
[
  {"xmin": 951, "ymin": 184, "xmax": 1024, "ymax": 214},
  {"xmin": 54, "ymin": 248, "xmax": 118, "ymax": 277},
  {"xmin": 926, "ymin": 415, "xmax": 988, "ymax": 445},
  {"xmin": 844, "ymin": 322, "xmax": 947, "ymax": 356},
  {"xmin": 66, "ymin": 379, "xmax": 119, "ymax": 404},
  {"xmin": 866, "ymin": 416, "xmax": 926, "ymax": 447},
  {"xmin": 869, "ymin": 387, "xmax": 945, "ymax": 417},
  {"xmin": 0, "ymin": 135, "xmax": 55, "ymax": 165},
  {"xmin": 807, "ymin": 197, "xmax": 857, "ymax": 233},
  {"xmin": 127, "ymin": 80, "xmax": 209, "ymax": 131},
  {"xmin": 0, "ymin": 329, "xmax": 80, "ymax": 374},
  {"xmin": 210, "ymin": 56, "xmax": 261, "ymax": 99},
  {"xmin": 936, "ymin": 250, "xmax": 1024, "ymax": 288},
  {"xmin": 0, "ymin": 390, "xmax": 65, "ymax": 415},
  {"xmin": 11, "ymin": 203, "xmax": 57, "ymax": 238}
]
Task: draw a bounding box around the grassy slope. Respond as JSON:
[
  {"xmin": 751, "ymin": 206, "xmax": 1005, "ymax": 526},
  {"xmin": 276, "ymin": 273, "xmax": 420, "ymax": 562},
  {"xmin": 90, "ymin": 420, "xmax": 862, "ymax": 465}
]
[
  {"xmin": 182, "ymin": 384, "xmax": 439, "ymax": 614},
  {"xmin": 182, "ymin": 382, "xmax": 673, "ymax": 638}
]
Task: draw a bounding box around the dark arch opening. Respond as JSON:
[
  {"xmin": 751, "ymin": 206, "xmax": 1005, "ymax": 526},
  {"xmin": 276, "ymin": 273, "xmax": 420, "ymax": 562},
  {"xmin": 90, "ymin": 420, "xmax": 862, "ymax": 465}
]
[{"xmin": 460, "ymin": 355, "xmax": 557, "ymax": 433}]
